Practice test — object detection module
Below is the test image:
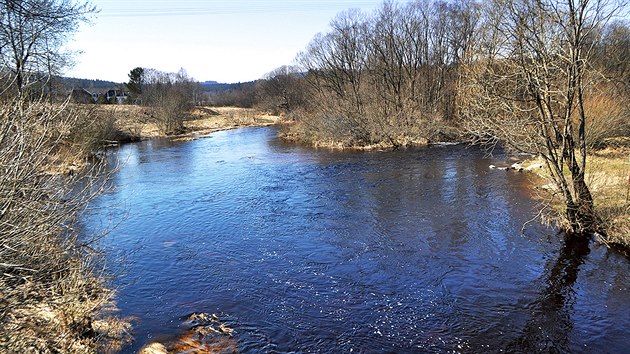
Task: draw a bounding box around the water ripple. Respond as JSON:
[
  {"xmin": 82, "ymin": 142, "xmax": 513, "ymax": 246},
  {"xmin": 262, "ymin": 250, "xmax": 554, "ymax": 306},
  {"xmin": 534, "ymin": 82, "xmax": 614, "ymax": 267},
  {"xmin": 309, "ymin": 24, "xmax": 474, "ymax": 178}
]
[{"xmin": 82, "ymin": 127, "xmax": 630, "ymax": 353}]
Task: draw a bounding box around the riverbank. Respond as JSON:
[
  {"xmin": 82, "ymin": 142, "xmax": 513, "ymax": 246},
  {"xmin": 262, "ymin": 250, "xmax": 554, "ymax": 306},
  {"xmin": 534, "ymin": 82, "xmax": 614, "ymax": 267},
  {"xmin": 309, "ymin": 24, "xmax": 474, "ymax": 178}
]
[
  {"xmin": 515, "ymin": 139, "xmax": 630, "ymax": 254},
  {"xmin": 279, "ymin": 118, "xmax": 461, "ymax": 150},
  {"xmin": 100, "ymin": 105, "xmax": 279, "ymax": 141},
  {"xmin": 46, "ymin": 105, "xmax": 279, "ymax": 175},
  {"xmin": 0, "ymin": 99, "xmax": 132, "ymax": 353},
  {"xmin": 585, "ymin": 142, "xmax": 630, "ymax": 252}
]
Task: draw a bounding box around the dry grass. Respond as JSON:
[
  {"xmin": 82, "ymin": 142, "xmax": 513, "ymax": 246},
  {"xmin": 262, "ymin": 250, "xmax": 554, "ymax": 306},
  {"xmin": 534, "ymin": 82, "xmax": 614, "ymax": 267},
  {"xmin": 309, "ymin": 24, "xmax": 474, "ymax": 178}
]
[
  {"xmin": 96, "ymin": 105, "xmax": 160, "ymax": 139},
  {"xmin": 96, "ymin": 105, "xmax": 279, "ymax": 142},
  {"xmin": 2, "ymin": 289, "xmax": 132, "ymax": 353},
  {"xmin": 0, "ymin": 98, "xmax": 131, "ymax": 353},
  {"xmin": 524, "ymin": 139, "xmax": 630, "ymax": 250},
  {"xmin": 587, "ymin": 142, "xmax": 630, "ymax": 249},
  {"xmin": 184, "ymin": 106, "xmax": 279, "ymax": 135},
  {"xmin": 583, "ymin": 88, "xmax": 630, "ymax": 148}
]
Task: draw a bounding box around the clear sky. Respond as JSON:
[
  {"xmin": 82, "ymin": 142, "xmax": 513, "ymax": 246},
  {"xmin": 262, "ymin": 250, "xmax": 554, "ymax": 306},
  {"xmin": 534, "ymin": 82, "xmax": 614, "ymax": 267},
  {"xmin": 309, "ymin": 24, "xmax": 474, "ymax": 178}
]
[{"xmin": 64, "ymin": 0, "xmax": 392, "ymax": 83}]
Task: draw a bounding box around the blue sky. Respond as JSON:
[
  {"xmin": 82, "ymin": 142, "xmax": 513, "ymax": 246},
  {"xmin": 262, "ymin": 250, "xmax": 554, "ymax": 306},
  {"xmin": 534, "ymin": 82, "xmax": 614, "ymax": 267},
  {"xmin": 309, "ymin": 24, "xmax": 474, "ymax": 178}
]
[{"xmin": 65, "ymin": 0, "xmax": 392, "ymax": 83}]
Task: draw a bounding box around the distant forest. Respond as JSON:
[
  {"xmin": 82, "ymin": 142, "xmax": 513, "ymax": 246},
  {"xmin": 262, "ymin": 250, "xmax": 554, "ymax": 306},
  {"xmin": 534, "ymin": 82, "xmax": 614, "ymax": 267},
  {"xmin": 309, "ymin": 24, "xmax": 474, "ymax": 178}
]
[
  {"xmin": 200, "ymin": 81, "xmax": 255, "ymax": 93},
  {"xmin": 60, "ymin": 77, "xmax": 119, "ymax": 92},
  {"xmin": 61, "ymin": 76, "xmax": 248, "ymax": 94}
]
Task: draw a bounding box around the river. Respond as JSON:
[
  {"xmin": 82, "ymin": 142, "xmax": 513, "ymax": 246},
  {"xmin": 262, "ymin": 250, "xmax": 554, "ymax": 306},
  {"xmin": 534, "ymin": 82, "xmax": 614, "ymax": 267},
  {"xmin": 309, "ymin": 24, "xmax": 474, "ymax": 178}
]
[{"xmin": 82, "ymin": 127, "xmax": 630, "ymax": 353}]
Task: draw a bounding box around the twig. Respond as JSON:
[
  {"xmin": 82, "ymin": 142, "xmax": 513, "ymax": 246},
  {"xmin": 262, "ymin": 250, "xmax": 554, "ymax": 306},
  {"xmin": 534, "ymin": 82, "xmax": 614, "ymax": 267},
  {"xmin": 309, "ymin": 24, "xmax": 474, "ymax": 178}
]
[{"xmin": 0, "ymin": 263, "xmax": 37, "ymax": 272}]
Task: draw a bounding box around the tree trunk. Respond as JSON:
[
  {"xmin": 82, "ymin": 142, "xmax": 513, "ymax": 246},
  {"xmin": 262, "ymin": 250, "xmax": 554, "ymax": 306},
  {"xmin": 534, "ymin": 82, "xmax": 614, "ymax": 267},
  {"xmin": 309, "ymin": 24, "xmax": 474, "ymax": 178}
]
[{"xmin": 566, "ymin": 176, "xmax": 597, "ymax": 237}]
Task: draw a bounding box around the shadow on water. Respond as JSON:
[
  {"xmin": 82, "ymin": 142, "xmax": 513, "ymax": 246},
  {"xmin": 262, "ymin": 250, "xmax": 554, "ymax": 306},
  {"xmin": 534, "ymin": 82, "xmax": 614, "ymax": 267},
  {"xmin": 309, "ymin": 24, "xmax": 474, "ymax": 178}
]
[{"xmin": 507, "ymin": 236, "xmax": 591, "ymax": 353}]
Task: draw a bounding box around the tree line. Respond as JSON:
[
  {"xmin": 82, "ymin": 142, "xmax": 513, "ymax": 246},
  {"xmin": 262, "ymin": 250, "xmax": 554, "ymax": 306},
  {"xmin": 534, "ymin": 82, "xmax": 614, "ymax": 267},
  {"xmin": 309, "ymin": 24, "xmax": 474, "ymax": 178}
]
[
  {"xmin": 292, "ymin": 0, "xmax": 477, "ymax": 147},
  {"xmin": 258, "ymin": 0, "xmax": 628, "ymax": 237},
  {"xmin": 191, "ymin": 0, "xmax": 630, "ymax": 237},
  {"xmin": 126, "ymin": 66, "xmax": 204, "ymax": 134}
]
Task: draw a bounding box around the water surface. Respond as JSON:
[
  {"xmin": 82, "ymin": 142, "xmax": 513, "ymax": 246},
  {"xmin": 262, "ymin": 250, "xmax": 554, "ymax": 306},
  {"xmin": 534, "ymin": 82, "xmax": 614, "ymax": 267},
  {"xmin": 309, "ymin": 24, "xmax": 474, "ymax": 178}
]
[{"xmin": 83, "ymin": 127, "xmax": 630, "ymax": 353}]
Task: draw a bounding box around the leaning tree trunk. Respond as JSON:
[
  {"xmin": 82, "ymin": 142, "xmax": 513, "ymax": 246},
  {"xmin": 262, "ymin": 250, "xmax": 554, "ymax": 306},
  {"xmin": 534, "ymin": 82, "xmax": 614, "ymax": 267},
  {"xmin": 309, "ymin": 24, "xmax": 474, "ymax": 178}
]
[
  {"xmin": 567, "ymin": 145, "xmax": 598, "ymax": 234},
  {"xmin": 565, "ymin": 37, "xmax": 598, "ymax": 237},
  {"xmin": 566, "ymin": 175, "xmax": 596, "ymax": 237}
]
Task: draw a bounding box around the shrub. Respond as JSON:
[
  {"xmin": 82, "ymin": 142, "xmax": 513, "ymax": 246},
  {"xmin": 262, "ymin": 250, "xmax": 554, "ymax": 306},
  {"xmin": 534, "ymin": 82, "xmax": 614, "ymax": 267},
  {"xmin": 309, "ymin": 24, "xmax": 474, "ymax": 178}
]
[
  {"xmin": 0, "ymin": 98, "xmax": 129, "ymax": 353},
  {"xmin": 583, "ymin": 87, "xmax": 630, "ymax": 148}
]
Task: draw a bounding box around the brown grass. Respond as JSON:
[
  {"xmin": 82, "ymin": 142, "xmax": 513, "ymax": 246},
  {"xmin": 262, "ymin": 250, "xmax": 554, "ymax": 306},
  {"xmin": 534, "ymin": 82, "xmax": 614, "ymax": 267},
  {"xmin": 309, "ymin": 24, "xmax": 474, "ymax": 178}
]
[
  {"xmin": 524, "ymin": 139, "xmax": 630, "ymax": 250},
  {"xmin": 0, "ymin": 99, "xmax": 131, "ymax": 353},
  {"xmin": 95, "ymin": 105, "xmax": 279, "ymax": 142},
  {"xmin": 583, "ymin": 88, "xmax": 630, "ymax": 148},
  {"xmin": 588, "ymin": 143, "xmax": 630, "ymax": 249}
]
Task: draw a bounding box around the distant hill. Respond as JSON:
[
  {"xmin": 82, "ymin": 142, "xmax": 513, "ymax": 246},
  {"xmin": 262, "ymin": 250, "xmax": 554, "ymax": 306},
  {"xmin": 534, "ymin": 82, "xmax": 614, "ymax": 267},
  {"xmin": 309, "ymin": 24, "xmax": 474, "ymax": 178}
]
[
  {"xmin": 60, "ymin": 77, "xmax": 121, "ymax": 93},
  {"xmin": 200, "ymin": 81, "xmax": 256, "ymax": 93},
  {"xmin": 60, "ymin": 77, "xmax": 255, "ymax": 94}
]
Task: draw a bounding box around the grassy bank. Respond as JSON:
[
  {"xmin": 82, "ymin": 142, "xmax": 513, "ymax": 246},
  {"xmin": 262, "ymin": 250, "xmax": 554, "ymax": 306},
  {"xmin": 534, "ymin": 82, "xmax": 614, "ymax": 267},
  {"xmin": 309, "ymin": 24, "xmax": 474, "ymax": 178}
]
[
  {"xmin": 588, "ymin": 141, "xmax": 630, "ymax": 252},
  {"xmin": 1, "ymin": 103, "xmax": 278, "ymax": 353},
  {"xmin": 279, "ymin": 114, "xmax": 460, "ymax": 150},
  {"xmin": 521, "ymin": 139, "xmax": 630, "ymax": 253},
  {"xmin": 45, "ymin": 105, "xmax": 279, "ymax": 175},
  {"xmin": 97, "ymin": 105, "xmax": 279, "ymax": 142},
  {"xmin": 0, "ymin": 100, "xmax": 131, "ymax": 353}
]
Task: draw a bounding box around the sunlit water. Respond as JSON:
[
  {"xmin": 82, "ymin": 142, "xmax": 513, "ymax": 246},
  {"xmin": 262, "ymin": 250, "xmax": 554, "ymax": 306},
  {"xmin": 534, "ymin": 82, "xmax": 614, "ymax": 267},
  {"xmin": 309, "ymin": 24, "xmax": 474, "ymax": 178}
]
[{"xmin": 82, "ymin": 127, "xmax": 630, "ymax": 353}]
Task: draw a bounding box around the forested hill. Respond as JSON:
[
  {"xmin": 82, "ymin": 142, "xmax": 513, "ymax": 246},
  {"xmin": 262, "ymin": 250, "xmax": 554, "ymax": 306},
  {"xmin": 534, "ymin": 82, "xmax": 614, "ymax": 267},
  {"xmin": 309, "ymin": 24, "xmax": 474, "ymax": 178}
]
[
  {"xmin": 200, "ymin": 81, "xmax": 255, "ymax": 92},
  {"xmin": 60, "ymin": 77, "xmax": 254, "ymax": 94},
  {"xmin": 60, "ymin": 77, "xmax": 120, "ymax": 91}
]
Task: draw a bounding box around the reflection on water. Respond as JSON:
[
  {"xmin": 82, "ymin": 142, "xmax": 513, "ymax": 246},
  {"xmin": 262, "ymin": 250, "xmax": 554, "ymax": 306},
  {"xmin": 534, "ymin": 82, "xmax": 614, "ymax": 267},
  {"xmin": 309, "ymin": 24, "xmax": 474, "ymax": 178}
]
[
  {"xmin": 82, "ymin": 127, "xmax": 630, "ymax": 353},
  {"xmin": 508, "ymin": 237, "xmax": 590, "ymax": 353}
]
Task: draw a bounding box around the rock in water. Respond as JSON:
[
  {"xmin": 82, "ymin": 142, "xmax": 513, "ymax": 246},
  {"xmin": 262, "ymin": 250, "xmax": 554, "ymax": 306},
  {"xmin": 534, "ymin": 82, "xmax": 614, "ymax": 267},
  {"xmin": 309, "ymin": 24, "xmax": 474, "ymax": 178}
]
[
  {"xmin": 139, "ymin": 342, "xmax": 168, "ymax": 354},
  {"xmin": 525, "ymin": 163, "xmax": 544, "ymax": 171},
  {"xmin": 139, "ymin": 313, "xmax": 238, "ymax": 353}
]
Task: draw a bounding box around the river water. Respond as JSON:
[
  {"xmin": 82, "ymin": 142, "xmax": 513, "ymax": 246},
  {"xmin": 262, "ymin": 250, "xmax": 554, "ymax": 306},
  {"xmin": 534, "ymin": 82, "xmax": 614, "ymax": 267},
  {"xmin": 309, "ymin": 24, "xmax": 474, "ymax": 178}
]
[{"xmin": 83, "ymin": 127, "xmax": 630, "ymax": 353}]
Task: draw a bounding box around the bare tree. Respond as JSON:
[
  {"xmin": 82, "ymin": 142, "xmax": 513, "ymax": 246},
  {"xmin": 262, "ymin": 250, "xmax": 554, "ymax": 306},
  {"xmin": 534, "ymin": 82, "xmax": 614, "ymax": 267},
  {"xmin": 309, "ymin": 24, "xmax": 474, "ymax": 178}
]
[
  {"xmin": 257, "ymin": 65, "xmax": 305, "ymax": 113},
  {"xmin": 0, "ymin": 0, "xmax": 96, "ymax": 96},
  {"xmin": 461, "ymin": 0, "xmax": 625, "ymax": 236},
  {"xmin": 296, "ymin": 9, "xmax": 374, "ymax": 145},
  {"xmin": 293, "ymin": 0, "xmax": 479, "ymax": 147},
  {"xmin": 207, "ymin": 82, "xmax": 257, "ymax": 108},
  {"xmin": 141, "ymin": 68, "xmax": 197, "ymax": 134}
]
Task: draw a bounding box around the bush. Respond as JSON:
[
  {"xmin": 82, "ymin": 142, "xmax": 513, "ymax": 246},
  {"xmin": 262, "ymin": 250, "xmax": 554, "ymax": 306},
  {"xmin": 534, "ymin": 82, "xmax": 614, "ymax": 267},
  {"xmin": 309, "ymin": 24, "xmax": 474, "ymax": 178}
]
[
  {"xmin": 0, "ymin": 98, "xmax": 129, "ymax": 353},
  {"xmin": 584, "ymin": 87, "xmax": 630, "ymax": 148},
  {"xmin": 141, "ymin": 68, "xmax": 197, "ymax": 135}
]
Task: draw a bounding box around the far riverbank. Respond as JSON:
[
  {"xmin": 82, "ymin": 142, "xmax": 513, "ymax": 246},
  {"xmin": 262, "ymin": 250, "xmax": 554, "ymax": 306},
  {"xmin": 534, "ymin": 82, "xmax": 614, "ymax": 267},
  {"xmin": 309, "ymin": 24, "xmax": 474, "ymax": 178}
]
[
  {"xmin": 100, "ymin": 105, "xmax": 280, "ymax": 142},
  {"xmin": 46, "ymin": 105, "xmax": 279, "ymax": 175}
]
